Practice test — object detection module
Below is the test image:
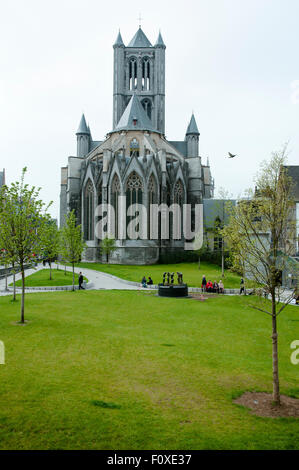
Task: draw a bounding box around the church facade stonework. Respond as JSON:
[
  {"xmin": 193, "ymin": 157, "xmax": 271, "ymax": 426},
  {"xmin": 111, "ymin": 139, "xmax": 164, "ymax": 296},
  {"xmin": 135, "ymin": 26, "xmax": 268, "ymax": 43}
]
[{"xmin": 60, "ymin": 27, "xmax": 214, "ymax": 264}]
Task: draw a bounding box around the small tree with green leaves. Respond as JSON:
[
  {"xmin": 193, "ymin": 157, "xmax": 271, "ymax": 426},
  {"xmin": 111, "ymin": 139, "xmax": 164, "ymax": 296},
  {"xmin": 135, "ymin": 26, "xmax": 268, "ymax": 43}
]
[
  {"xmin": 60, "ymin": 211, "xmax": 86, "ymax": 290},
  {"xmin": 223, "ymin": 146, "xmax": 298, "ymax": 406},
  {"xmin": 0, "ymin": 168, "xmax": 51, "ymax": 323},
  {"xmin": 101, "ymin": 236, "xmax": 117, "ymax": 263},
  {"xmin": 41, "ymin": 220, "xmax": 60, "ymax": 280}
]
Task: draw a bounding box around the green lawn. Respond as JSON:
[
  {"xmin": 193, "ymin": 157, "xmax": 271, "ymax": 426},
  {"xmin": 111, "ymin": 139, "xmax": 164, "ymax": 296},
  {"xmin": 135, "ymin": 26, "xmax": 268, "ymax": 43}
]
[
  {"xmin": 11, "ymin": 269, "xmax": 88, "ymax": 287},
  {"xmin": 74, "ymin": 261, "xmax": 245, "ymax": 288},
  {"xmin": 0, "ymin": 291, "xmax": 298, "ymax": 449}
]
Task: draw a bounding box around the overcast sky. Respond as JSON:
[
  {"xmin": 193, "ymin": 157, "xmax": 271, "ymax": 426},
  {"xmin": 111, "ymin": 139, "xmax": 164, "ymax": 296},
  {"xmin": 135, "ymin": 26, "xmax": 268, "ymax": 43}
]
[{"xmin": 1, "ymin": 0, "xmax": 298, "ymax": 219}]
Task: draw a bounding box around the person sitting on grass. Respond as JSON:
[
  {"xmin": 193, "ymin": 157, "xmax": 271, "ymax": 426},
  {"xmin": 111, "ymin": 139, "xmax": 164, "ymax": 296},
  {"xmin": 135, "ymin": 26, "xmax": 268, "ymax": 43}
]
[
  {"xmin": 219, "ymin": 280, "xmax": 224, "ymax": 294},
  {"xmin": 141, "ymin": 276, "xmax": 147, "ymax": 288},
  {"xmin": 213, "ymin": 280, "xmax": 219, "ymax": 293},
  {"xmin": 147, "ymin": 277, "xmax": 153, "ymax": 285}
]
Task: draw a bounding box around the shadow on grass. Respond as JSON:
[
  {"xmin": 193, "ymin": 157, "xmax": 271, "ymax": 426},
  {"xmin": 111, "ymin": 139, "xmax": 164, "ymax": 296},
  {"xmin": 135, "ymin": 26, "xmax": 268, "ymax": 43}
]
[{"xmin": 91, "ymin": 400, "xmax": 121, "ymax": 410}]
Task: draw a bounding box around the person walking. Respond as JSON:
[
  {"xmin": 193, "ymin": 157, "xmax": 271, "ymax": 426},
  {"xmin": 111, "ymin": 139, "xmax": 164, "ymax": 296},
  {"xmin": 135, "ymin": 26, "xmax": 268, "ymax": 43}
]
[
  {"xmin": 219, "ymin": 280, "xmax": 224, "ymax": 294},
  {"xmin": 201, "ymin": 275, "xmax": 207, "ymax": 292},
  {"xmin": 239, "ymin": 278, "xmax": 245, "ymax": 295},
  {"xmin": 79, "ymin": 272, "xmax": 85, "ymax": 290}
]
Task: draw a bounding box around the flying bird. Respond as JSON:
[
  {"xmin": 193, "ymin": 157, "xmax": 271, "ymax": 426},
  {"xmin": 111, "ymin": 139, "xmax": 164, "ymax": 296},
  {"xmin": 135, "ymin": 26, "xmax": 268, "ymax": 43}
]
[{"xmin": 228, "ymin": 152, "xmax": 237, "ymax": 158}]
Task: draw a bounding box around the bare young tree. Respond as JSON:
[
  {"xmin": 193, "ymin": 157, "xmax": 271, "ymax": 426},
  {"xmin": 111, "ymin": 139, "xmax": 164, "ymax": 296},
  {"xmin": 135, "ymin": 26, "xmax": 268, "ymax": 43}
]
[
  {"xmin": 223, "ymin": 146, "xmax": 298, "ymax": 405},
  {"xmin": 0, "ymin": 168, "xmax": 51, "ymax": 322}
]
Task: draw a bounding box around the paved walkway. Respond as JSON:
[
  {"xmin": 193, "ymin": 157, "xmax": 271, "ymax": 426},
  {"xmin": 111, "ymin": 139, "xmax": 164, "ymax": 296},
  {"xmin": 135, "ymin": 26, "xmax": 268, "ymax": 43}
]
[{"xmin": 0, "ymin": 263, "xmax": 146, "ymax": 296}]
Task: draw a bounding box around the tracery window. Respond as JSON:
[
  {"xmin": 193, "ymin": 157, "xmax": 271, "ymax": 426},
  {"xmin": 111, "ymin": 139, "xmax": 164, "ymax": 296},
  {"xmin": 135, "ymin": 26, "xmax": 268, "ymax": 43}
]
[
  {"xmin": 111, "ymin": 174, "xmax": 120, "ymax": 238},
  {"xmin": 173, "ymin": 179, "xmax": 184, "ymax": 240},
  {"xmin": 148, "ymin": 174, "xmax": 157, "ymax": 239},
  {"xmin": 142, "ymin": 57, "xmax": 150, "ymax": 90},
  {"xmin": 126, "ymin": 172, "xmax": 143, "ymax": 239},
  {"xmin": 129, "ymin": 57, "xmax": 137, "ymax": 90},
  {"xmin": 84, "ymin": 180, "xmax": 94, "ymax": 240},
  {"xmin": 141, "ymin": 98, "xmax": 152, "ymax": 120}
]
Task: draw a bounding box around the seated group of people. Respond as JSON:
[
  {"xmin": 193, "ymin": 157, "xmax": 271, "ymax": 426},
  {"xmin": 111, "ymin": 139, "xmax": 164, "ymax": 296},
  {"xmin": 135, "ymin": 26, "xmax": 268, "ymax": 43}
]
[
  {"xmin": 141, "ymin": 276, "xmax": 153, "ymax": 288},
  {"xmin": 201, "ymin": 276, "xmax": 224, "ymax": 293}
]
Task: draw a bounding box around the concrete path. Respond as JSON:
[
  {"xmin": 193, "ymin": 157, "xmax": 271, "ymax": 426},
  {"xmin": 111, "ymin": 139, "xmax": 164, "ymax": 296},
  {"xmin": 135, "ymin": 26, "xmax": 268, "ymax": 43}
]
[{"xmin": 0, "ymin": 263, "xmax": 149, "ymax": 296}]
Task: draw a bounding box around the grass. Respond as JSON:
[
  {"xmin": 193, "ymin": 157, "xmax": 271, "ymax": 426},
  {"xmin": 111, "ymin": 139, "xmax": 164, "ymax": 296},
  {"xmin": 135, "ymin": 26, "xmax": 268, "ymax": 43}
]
[
  {"xmin": 74, "ymin": 261, "xmax": 246, "ymax": 288},
  {"xmin": 11, "ymin": 269, "xmax": 88, "ymax": 287},
  {"xmin": 0, "ymin": 291, "xmax": 298, "ymax": 449}
]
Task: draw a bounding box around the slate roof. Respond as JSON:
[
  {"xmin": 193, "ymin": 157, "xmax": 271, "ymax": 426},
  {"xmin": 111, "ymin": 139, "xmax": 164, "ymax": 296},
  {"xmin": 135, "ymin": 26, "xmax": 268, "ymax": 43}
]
[
  {"xmin": 113, "ymin": 94, "xmax": 158, "ymax": 133},
  {"xmin": 76, "ymin": 114, "xmax": 90, "ymax": 135},
  {"xmin": 169, "ymin": 141, "xmax": 187, "ymax": 157},
  {"xmin": 186, "ymin": 114, "xmax": 199, "ymax": 135},
  {"xmin": 128, "ymin": 27, "xmax": 152, "ymax": 48}
]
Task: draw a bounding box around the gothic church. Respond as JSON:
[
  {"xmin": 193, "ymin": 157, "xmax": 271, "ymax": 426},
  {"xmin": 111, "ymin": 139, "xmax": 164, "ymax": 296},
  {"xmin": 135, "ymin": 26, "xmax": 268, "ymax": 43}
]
[{"xmin": 60, "ymin": 27, "xmax": 214, "ymax": 264}]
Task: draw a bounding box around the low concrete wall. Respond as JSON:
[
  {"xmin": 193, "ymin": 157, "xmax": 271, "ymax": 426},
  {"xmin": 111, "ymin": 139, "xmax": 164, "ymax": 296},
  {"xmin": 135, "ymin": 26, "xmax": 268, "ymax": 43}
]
[{"xmin": 9, "ymin": 282, "xmax": 94, "ymax": 292}]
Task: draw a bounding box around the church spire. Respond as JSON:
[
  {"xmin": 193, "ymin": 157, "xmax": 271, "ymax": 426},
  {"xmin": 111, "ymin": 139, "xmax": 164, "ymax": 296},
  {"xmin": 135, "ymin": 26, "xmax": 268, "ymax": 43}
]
[
  {"xmin": 186, "ymin": 113, "xmax": 199, "ymax": 136},
  {"xmin": 155, "ymin": 30, "xmax": 165, "ymax": 48},
  {"xmin": 113, "ymin": 30, "xmax": 125, "ymax": 48},
  {"xmin": 76, "ymin": 113, "xmax": 89, "ymax": 135}
]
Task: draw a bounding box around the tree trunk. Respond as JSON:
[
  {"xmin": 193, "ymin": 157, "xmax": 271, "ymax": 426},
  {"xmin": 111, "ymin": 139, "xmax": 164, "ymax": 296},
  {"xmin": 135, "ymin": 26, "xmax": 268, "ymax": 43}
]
[
  {"xmin": 107, "ymin": 252, "xmax": 109, "ymax": 264},
  {"xmin": 5, "ymin": 265, "xmax": 8, "ymax": 291},
  {"xmin": 271, "ymin": 291, "xmax": 280, "ymax": 405},
  {"xmin": 72, "ymin": 263, "xmax": 75, "ymax": 291},
  {"xmin": 21, "ymin": 267, "xmax": 25, "ymax": 323},
  {"xmin": 49, "ymin": 262, "xmax": 52, "ymax": 280},
  {"xmin": 13, "ymin": 270, "xmax": 16, "ymax": 301},
  {"xmin": 221, "ymin": 241, "xmax": 225, "ymax": 278}
]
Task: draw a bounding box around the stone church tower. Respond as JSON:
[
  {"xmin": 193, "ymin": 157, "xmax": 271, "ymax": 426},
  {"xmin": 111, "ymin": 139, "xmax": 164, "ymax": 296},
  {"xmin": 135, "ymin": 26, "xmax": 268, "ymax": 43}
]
[
  {"xmin": 113, "ymin": 28, "xmax": 165, "ymax": 134},
  {"xmin": 60, "ymin": 27, "xmax": 214, "ymax": 264}
]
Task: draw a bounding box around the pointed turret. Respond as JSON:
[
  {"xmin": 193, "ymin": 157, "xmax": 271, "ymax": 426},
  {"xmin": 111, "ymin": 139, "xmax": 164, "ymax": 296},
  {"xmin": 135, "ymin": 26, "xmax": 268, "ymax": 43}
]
[
  {"xmin": 155, "ymin": 30, "xmax": 165, "ymax": 48},
  {"xmin": 186, "ymin": 113, "xmax": 199, "ymax": 136},
  {"xmin": 113, "ymin": 30, "xmax": 125, "ymax": 48},
  {"xmin": 76, "ymin": 113, "xmax": 89, "ymax": 135},
  {"xmin": 76, "ymin": 114, "xmax": 90, "ymax": 157},
  {"xmin": 128, "ymin": 27, "xmax": 152, "ymax": 48},
  {"xmin": 185, "ymin": 113, "xmax": 200, "ymax": 157}
]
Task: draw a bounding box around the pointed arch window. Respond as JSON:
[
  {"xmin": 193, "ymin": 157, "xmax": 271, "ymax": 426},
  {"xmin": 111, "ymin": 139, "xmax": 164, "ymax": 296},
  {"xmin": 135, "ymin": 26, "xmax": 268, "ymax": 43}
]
[
  {"xmin": 126, "ymin": 172, "xmax": 143, "ymax": 239},
  {"xmin": 84, "ymin": 180, "xmax": 94, "ymax": 240},
  {"xmin": 141, "ymin": 99, "xmax": 152, "ymax": 120},
  {"xmin": 111, "ymin": 174, "xmax": 120, "ymax": 239},
  {"xmin": 129, "ymin": 57, "xmax": 137, "ymax": 90},
  {"xmin": 148, "ymin": 174, "xmax": 157, "ymax": 240},
  {"xmin": 173, "ymin": 179, "xmax": 184, "ymax": 240},
  {"xmin": 142, "ymin": 57, "xmax": 150, "ymax": 90}
]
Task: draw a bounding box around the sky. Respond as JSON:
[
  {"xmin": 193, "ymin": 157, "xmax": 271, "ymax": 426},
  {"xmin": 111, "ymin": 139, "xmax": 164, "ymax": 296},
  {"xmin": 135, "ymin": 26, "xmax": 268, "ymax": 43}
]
[{"xmin": 0, "ymin": 0, "xmax": 298, "ymax": 220}]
